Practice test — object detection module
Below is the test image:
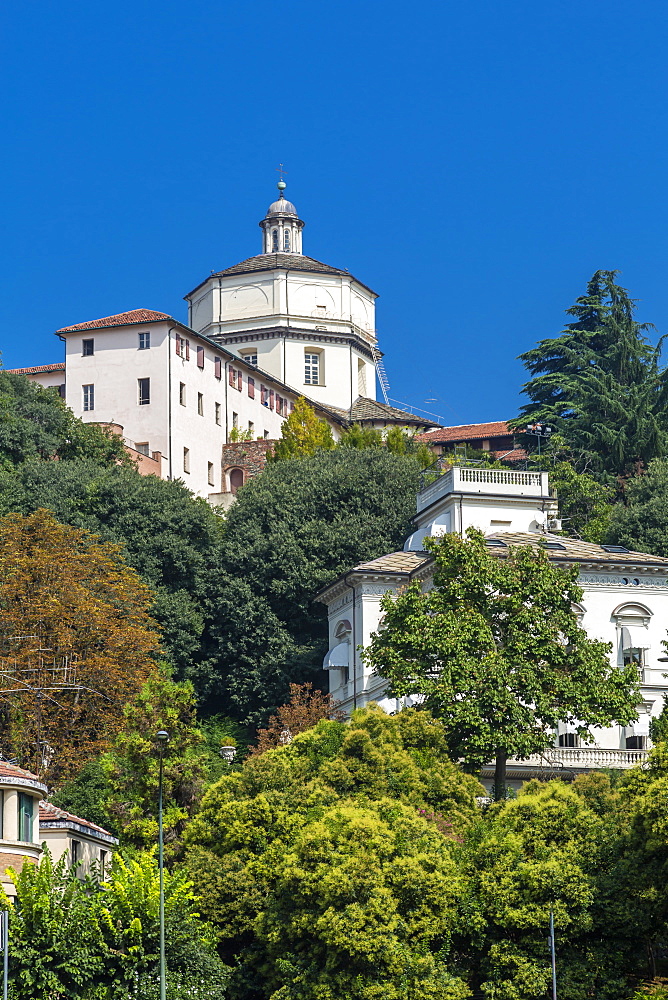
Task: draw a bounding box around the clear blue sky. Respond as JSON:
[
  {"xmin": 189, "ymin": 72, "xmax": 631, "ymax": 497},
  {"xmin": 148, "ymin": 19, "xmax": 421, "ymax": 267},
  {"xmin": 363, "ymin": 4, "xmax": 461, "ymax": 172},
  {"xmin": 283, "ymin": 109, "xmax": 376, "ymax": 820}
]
[{"xmin": 2, "ymin": 0, "xmax": 668, "ymax": 425}]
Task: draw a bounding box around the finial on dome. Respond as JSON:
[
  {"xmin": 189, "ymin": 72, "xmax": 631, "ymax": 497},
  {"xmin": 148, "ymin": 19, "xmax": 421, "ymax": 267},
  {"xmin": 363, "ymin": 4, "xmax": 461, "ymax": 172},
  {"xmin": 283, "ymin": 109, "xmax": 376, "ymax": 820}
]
[{"xmin": 277, "ymin": 179, "xmax": 287, "ymax": 198}]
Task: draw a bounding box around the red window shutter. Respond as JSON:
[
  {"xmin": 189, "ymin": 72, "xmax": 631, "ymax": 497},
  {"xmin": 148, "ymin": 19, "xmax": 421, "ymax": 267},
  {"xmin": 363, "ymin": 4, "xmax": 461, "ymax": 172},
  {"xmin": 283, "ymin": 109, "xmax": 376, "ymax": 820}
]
[
  {"xmin": 229, "ymin": 366, "xmax": 235, "ymax": 387},
  {"xmin": 237, "ymin": 370, "xmax": 243, "ymax": 391},
  {"xmin": 197, "ymin": 346, "xmax": 204, "ymax": 369},
  {"xmin": 185, "ymin": 340, "xmax": 190, "ymax": 361},
  {"xmin": 248, "ymin": 377, "xmax": 255, "ymax": 399},
  {"xmin": 261, "ymin": 385, "xmax": 267, "ymax": 405},
  {"xmin": 214, "ymin": 357, "xmax": 221, "ymax": 379},
  {"xmin": 269, "ymin": 389, "xmax": 274, "ymax": 410},
  {"xmin": 175, "ymin": 334, "xmax": 181, "ymax": 355}
]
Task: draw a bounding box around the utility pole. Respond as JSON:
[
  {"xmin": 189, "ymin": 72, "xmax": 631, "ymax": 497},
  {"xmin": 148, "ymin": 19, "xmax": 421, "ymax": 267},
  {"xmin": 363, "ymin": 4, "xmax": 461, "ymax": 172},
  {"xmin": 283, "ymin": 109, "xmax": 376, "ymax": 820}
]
[{"xmin": 156, "ymin": 730, "xmax": 169, "ymax": 1000}]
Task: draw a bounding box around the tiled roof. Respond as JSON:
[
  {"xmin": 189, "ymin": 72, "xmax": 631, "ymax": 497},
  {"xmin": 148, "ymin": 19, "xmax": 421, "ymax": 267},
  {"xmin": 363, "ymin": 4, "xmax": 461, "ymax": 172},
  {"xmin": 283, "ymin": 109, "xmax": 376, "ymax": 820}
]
[
  {"xmin": 353, "ymin": 551, "xmax": 431, "ymax": 575},
  {"xmin": 7, "ymin": 363, "xmax": 65, "ymax": 375},
  {"xmin": 213, "ymin": 253, "xmax": 351, "ymax": 280},
  {"xmin": 349, "ymin": 397, "xmax": 438, "ymax": 426},
  {"xmin": 417, "ymin": 421, "xmax": 514, "ymax": 444},
  {"xmin": 490, "ymin": 448, "xmax": 528, "ymax": 462},
  {"xmin": 487, "ymin": 532, "xmax": 668, "ymax": 567},
  {"xmin": 39, "ymin": 801, "xmax": 116, "ymax": 839},
  {"xmin": 56, "ymin": 309, "xmax": 172, "ymax": 333},
  {"xmin": 0, "ymin": 762, "xmax": 42, "ymax": 783}
]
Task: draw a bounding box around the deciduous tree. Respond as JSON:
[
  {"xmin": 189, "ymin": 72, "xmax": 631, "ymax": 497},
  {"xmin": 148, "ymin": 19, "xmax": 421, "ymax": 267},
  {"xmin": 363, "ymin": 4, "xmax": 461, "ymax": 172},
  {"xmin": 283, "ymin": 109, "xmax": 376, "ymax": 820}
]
[
  {"xmin": 270, "ymin": 396, "xmax": 335, "ymax": 460},
  {"xmin": 363, "ymin": 529, "xmax": 639, "ymax": 797},
  {"xmin": 250, "ymin": 682, "xmax": 345, "ymax": 755}
]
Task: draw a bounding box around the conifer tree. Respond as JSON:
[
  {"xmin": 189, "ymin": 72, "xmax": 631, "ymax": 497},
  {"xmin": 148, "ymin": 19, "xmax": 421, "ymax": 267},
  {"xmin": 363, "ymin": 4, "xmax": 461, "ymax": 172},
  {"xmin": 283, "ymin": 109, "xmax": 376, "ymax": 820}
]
[
  {"xmin": 270, "ymin": 396, "xmax": 335, "ymax": 460},
  {"xmin": 514, "ymin": 270, "xmax": 668, "ymax": 475}
]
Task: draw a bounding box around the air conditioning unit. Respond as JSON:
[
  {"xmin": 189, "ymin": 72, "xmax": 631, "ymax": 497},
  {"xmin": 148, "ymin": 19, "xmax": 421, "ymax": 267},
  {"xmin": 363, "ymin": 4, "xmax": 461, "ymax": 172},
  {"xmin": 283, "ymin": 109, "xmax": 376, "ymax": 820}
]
[{"xmin": 547, "ymin": 518, "xmax": 562, "ymax": 532}]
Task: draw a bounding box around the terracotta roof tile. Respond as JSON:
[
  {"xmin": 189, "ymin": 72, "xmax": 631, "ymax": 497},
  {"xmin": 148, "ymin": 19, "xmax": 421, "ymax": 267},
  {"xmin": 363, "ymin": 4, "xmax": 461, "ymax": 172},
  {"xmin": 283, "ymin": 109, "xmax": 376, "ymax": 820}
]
[
  {"xmin": 39, "ymin": 801, "xmax": 116, "ymax": 838},
  {"xmin": 0, "ymin": 762, "xmax": 42, "ymax": 782},
  {"xmin": 417, "ymin": 421, "xmax": 515, "ymax": 444},
  {"xmin": 7, "ymin": 363, "xmax": 65, "ymax": 375},
  {"xmin": 56, "ymin": 309, "xmax": 172, "ymax": 333}
]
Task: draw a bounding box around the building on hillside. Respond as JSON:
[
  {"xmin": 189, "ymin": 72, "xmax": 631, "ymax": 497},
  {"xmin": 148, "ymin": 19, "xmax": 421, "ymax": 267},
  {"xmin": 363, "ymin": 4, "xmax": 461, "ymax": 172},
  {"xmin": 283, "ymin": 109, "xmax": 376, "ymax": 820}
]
[
  {"xmin": 39, "ymin": 801, "xmax": 118, "ymax": 877},
  {"xmin": 317, "ymin": 466, "xmax": 668, "ymax": 788},
  {"xmin": 417, "ymin": 421, "xmax": 527, "ymax": 463},
  {"xmin": 0, "ymin": 763, "xmax": 46, "ymax": 898},
  {"xmin": 10, "ymin": 182, "xmax": 437, "ymax": 501}
]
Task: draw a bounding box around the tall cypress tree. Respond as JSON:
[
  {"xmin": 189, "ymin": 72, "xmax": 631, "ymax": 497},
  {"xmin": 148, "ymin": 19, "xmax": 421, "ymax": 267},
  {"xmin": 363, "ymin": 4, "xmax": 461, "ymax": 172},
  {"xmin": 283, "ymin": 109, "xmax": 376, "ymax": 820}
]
[{"xmin": 513, "ymin": 270, "xmax": 668, "ymax": 475}]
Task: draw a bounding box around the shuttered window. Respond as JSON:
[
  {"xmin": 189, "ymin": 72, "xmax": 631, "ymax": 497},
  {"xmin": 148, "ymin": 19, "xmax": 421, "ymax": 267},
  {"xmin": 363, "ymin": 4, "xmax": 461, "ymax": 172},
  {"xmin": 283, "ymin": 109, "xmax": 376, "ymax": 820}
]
[
  {"xmin": 229, "ymin": 366, "xmax": 235, "ymax": 387},
  {"xmin": 269, "ymin": 390, "xmax": 274, "ymax": 410},
  {"xmin": 248, "ymin": 377, "xmax": 255, "ymax": 399},
  {"xmin": 197, "ymin": 346, "xmax": 204, "ymax": 369}
]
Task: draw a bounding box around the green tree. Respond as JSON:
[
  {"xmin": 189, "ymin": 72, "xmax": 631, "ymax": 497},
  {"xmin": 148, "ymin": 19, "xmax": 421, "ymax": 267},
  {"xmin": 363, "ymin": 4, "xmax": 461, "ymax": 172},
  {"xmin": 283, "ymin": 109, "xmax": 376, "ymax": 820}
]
[
  {"xmin": 0, "ymin": 371, "xmax": 130, "ymax": 469},
  {"xmin": 103, "ymin": 673, "xmax": 211, "ymax": 854},
  {"xmin": 606, "ymin": 457, "xmax": 668, "ymax": 557},
  {"xmin": 547, "ymin": 460, "xmax": 616, "ymax": 543},
  {"xmin": 513, "ymin": 270, "xmax": 668, "ymax": 476},
  {"xmin": 270, "ymin": 397, "xmax": 335, "ymax": 460},
  {"xmin": 363, "ymin": 529, "xmax": 640, "ymax": 797}
]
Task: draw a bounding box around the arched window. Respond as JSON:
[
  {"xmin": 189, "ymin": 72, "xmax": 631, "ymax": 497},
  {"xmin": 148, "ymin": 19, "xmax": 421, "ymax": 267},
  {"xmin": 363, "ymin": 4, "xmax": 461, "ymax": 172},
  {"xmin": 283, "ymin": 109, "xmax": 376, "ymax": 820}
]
[
  {"xmin": 612, "ymin": 602, "xmax": 652, "ymax": 677},
  {"xmin": 284, "ymin": 229, "xmax": 291, "ymax": 251},
  {"xmin": 272, "ymin": 229, "xmax": 278, "ymax": 252},
  {"xmin": 229, "ymin": 468, "xmax": 244, "ymax": 494}
]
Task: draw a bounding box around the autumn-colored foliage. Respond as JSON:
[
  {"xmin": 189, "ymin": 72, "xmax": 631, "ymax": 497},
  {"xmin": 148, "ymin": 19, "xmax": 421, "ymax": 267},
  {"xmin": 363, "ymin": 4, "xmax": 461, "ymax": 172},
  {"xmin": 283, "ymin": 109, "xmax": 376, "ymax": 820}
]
[
  {"xmin": 0, "ymin": 509, "xmax": 161, "ymax": 781},
  {"xmin": 251, "ymin": 682, "xmax": 344, "ymax": 755}
]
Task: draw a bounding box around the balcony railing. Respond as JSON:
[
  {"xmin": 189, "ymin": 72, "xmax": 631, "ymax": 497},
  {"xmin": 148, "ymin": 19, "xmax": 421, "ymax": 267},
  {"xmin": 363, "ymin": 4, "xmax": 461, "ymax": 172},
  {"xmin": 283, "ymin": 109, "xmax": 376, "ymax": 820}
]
[
  {"xmin": 512, "ymin": 747, "xmax": 648, "ymax": 770},
  {"xmin": 417, "ymin": 464, "xmax": 551, "ymax": 511}
]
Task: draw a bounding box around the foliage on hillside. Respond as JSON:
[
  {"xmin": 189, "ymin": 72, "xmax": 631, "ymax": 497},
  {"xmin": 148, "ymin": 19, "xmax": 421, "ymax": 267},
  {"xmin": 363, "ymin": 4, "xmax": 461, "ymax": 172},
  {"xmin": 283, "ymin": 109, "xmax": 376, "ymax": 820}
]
[
  {"xmin": 270, "ymin": 396, "xmax": 335, "ymax": 460},
  {"xmin": 0, "ymin": 508, "xmax": 160, "ymax": 779}
]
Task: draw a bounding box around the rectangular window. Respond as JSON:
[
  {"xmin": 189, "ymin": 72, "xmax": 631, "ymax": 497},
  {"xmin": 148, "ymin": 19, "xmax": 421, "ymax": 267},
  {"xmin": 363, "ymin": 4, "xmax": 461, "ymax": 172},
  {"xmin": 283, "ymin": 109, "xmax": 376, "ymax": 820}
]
[
  {"xmin": 261, "ymin": 385, "xmax": 268, "ymax": 406},
  {"xmin": 138, "ymin": 332, "xmax": 151, "ymax": 350},
  {"xmin": 248, "ymin": 421, "xmax": 254, "ymax": 437},
  {"xmin": 208, "ymin": 461, "xmax": 214, "ymax": 486},
  {"xmin": 264, "ymin": 429, "xmax": 269, "ymax": 440},
  {"xmin": 18, "ymin": 794, "xmax": 33, "ymax": 842},
  {"xmin": 71, "ymin": 839, "xmax": 80, "ymax": 866},
  {"xmin": 248, "ymin": 377, "xmax": 255, "ymax": 399},
  {"xmin": 83, "ymin": 384, "xmax": 94, "ymax": 411},
  {"xmin": 100, "ymin": 849, "xmax": 107, "ymax": 876},
  {"xmin": 215, "ymin": 402, "xmax": 221, "ymax": 425},
  {"xmin": 197, "ymin": 345, "xmax": 204, "ymax": 369},
  {"xmin": 214, "ymin": 357, "xmax": 222, "ymax": 379},
  {"xmin": 269, "ymin": 389, "xmax": 274, "ymax": 410},
  {"xmin": 179, "ymin": 383, "xmax": 186, "ymax": 406},
  {"xmin": 229, "ymin": 366, "xmax": 236, "ymax": 387},
  {"xmin": 305, "ymin": 352, "xmax": 320, "ymax": 385},
  {"xmin": 82, "ymin": 338, "xmax": 94, "ymax": 356},
  {"xmin": 175, "ymin": 333, "xmax": 181, "ymax": 356},
  {"xmin": 242, "ymin": 351, "xmax": 258, "ymax": 366},
  {"xmin": 185, "ymin": 339, "xmax": 190, "ymax": 361},
  {"xmin": 237, "ymin": 370, "xmax": 243, "ymax": 391},
  {"xmin": 183, "ymin": 447, "xmax": 190, "ymax": 473},
  {"xmin": 138, "ymin": 377, "xmax": 150, "ymax": 405},
  {"xmin": 197, "ymin": 392, "xmax": 204, "ymax": 416},
  {"xmin": 232, "ymin": 412, "xmax": 238, "ymax": 429},
  {"xmin": 135, "ymin": 442, "xmax": 149, "ymax": 456}
]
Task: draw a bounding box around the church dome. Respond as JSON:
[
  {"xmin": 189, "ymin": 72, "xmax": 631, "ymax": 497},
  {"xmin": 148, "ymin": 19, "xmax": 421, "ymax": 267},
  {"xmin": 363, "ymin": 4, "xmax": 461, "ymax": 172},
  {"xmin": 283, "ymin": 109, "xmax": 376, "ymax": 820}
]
[{"xmin": 266, "ymin": 196, "xmax": 298, "ymax": 217}]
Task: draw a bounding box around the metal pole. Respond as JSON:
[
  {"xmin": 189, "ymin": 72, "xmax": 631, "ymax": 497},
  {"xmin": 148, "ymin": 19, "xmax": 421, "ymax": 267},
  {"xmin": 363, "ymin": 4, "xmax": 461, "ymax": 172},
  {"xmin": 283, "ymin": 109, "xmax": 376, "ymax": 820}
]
[
  {"xmin": 157, "ymin": 730, "xmax": 169, "ymax": 1000},
  {"xmin": 549, "ymin": 909, "xmax": 557, "ymax": 1000},
  {"xmin": 2, "ymin": 909, "xmax": 8, "ymax": 1000}
]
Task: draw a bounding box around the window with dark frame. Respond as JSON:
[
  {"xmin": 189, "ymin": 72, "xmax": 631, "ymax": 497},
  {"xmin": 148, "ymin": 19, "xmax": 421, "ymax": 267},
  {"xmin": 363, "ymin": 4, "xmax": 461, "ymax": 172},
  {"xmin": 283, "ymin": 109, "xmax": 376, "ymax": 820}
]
[
  {"xmin": 179, "ymin": 382, "xmax": 186, "ymax": 406},
  {"xmin": 18, "ymin": 793, "xmax": 33, "ymax": 842},
  {"xmin": 138, "ymin": 332, "xmax": 151, "ymax": 350},
  {"xmin": 183, "ymin": 447, "xmax": 190, "ymax": 473},
  {"xmin": 138, "ymin": 378, "xmax": 150, "ymax": 405},
  {"xmin": 198, "ymin": 392, "xmax": 204, "ymax": 416},
  {"xmin": 208, "ymin": 462, "xmax": 214, "ymax": 486},
  {"xmin": 82, "ymin": 339, "xmax": 94, "ymax": 356},
  {"xmin": 83, "ymin": 384, "xmax": 94, "ymax": 411},
  {"xmin": 215, "ymin": 402, "xmax": 221, "ymax": 425}
]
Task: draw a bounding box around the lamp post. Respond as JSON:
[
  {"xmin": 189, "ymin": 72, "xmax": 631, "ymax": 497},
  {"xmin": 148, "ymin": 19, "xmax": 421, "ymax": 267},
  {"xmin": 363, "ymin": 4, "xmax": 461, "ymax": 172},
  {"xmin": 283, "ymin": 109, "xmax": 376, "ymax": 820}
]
[
  {"xmin": 156, "ymin": 730, "xmax": 169, "ymax": 1000},
  {"xmin": 525, "ymin": 422, "xmax": 553, "ymax": 457}
]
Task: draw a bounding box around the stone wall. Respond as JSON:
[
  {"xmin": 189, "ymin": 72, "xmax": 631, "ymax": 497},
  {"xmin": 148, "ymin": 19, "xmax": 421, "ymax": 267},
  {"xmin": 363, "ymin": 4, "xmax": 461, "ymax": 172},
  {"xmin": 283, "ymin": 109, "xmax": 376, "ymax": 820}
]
[{"xmin": 221, "ymin": 439, "xmax": 277, "ymax": 492}]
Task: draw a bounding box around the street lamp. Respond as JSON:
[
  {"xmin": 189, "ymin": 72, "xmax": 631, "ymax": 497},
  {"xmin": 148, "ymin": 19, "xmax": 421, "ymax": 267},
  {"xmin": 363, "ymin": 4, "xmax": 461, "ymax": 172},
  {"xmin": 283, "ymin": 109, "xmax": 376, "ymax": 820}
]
[
  {"xmin": 525, "ymin": 422, "xmax": 553, "ymax": 457},
  {"xmin": 156, "ymin": 730, "xmax": 169, "ymax": 1000}
]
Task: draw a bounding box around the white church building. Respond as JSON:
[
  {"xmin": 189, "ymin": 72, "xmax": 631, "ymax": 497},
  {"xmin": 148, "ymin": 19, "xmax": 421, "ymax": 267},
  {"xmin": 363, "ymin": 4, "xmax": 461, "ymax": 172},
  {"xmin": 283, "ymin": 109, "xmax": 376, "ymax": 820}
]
[
  {"xmin": 318, "ymin": 465, "xmax": 668, "ymax": 784},
  {"xmin": 12, "ymin": 183, "xmax": 434, "ymax": 501}
]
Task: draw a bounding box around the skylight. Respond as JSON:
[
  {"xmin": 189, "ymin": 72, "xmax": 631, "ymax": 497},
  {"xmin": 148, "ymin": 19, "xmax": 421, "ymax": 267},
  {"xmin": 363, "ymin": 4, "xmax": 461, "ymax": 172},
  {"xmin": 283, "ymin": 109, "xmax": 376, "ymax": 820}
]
[
  {"xmin": 486, "ymin": 539, "xmax": 508, "ymax": 547},
  {"xmin": 544, "ymin": 542, "xmax": 566, "ymax": 550},
  {"xmin": 601, "ymin": 544, "xmax": 630, "ymax": 554}
]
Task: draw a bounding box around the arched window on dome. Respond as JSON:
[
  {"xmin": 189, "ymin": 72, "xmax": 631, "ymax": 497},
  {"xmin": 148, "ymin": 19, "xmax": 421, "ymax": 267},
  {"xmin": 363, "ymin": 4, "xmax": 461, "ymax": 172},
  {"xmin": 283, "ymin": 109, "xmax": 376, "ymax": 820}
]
[
  {"xmin": 284, "ymin": 229, "xmax": 291, "ymax": 251},
  {"xmin": 272, "ymin": 229, "xmax": 278, "ymax": 252}
]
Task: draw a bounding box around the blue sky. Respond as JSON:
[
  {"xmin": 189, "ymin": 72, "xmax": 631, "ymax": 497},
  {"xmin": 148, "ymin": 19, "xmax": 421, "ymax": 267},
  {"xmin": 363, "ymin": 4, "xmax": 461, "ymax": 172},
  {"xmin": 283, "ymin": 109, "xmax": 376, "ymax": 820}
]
[{"xmin": 2, "ymin": 0, "xmax": 668, "ymax": 425}]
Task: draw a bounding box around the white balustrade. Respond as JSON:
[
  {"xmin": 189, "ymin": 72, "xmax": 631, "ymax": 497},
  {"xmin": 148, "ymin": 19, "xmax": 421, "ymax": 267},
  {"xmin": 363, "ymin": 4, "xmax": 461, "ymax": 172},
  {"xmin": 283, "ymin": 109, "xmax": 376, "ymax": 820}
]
[{"xmin": 507, "ymin": 747, "xmax": 648, "ymax": 770}]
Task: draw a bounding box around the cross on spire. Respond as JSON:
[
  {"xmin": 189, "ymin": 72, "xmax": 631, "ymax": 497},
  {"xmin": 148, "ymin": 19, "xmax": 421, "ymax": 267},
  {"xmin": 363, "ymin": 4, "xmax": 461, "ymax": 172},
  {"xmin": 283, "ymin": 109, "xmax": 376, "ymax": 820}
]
[{"xmin": 275, "ymin": 163, "xmax": 288, "ymax": 182}]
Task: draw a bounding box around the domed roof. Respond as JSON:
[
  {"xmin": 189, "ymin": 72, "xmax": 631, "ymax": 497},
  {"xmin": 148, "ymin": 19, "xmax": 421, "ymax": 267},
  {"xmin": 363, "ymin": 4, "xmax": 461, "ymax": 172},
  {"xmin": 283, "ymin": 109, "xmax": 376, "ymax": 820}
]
[{"xmin": 266, "ymin": 196, "xmax": 298, "ymax": 217}]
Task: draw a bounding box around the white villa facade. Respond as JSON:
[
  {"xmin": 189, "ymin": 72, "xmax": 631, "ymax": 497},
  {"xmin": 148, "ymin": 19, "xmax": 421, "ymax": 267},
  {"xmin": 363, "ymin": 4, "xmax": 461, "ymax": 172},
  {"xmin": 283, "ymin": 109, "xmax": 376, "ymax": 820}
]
[
  {"xmin": 11, "ymin": 182, "xmax": 435, "ymax": 501},
  {"xmin": 318, "ymin": 466, "xmax": 668, "ymax": 785}
]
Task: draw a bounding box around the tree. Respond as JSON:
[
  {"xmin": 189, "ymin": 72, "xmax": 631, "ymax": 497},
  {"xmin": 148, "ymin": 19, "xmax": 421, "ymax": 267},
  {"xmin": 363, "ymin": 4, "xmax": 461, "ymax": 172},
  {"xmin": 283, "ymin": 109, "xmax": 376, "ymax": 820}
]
[
  {"xmin": 270, "ymin": 396, "xmax": 335, "ymax": 460},
  {"xmin": 362, "ymin": 529, "xmax": 640, "ymax": 797},
  {"xmin": 606, "ymin": 457, "xmax": 668, "ymax": 557},
  {"xmin": 183, "ymin": 706, "xmax": 481, "ymax": 998},
  {"xmin": 547, "ymin": 460, "xmax": 615, "ymax": 543},
  {"xmin": 103, "ymin": 673, "xmax": 211, "ymax": 854},
  {"xmin": 0, "ymin": 509, "xmax": 161, "ymax": 780},
  {"xmin": 513, "ymin": 270, "xmax": 668, "ymax": 476},
  {"xmin": 0, "ymin": 371, "xmax": 130, "ymax": 469},
  {"xmin": 251, "ymin": 681, "xmax": 345, "ymax": 755}
]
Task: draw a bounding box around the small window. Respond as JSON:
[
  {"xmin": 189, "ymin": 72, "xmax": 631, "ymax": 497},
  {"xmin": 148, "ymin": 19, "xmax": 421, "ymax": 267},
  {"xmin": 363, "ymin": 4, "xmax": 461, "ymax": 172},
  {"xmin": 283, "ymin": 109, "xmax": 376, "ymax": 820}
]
[
  {"xmin": 138, "ymin": 377, "xmax": 150, "ymax": 405},
  {"xmin": 183, "ymin": 447, "xmax": 190, "ymax": 474},
  {"xmin": 197, "ymin": 345, "xmax": 204, "ymax": 369},
  {"xmin": 248, "ymin": 421, "xmax": 254, "ymax": 436},
  {"xmin": 626, "ymin": 735, "xmax": 646, "ymax": 750},
  {"xmin": 71, "ymin": 839, "xmax": 80, "ymax": 866},
  {"xmin": 83, "ymin": 384, "xmax": 94, "ymax": 411},
  {"xmin": 264, "ymin": 429, "xmax": 269, "ymax": 440},
  {"xmin": 232, "ymin": 412, "xmax": 238, "ymax": 429},
  {"xmin": 558, "ymin": 733, "xmax": 580, "ymax": 748},
  {"xmin": 82, "ymin": 338, "xmax": 94, "ymax": 356},
  {"xmin": 214, "ymin": 357, "xmax": 222, "ymax": 380},
  {"xmin": 135, "ymin": 442, "xmax": 149, "ymax": 456},
  {"xmin": 58, "ymin": 384, "xmax": 66, "ymax": 398},
  {"xmin": 138, "ymin": 332, "xmax": 151, "ymax": 350},
  {"xmin": 18, "ymin": 794, "xmax": 33, "ymax": 842},
  {"xmin": 198, "ymin": 392, "xmax": 204, "ymax": 416},
  {"xmin": 269, "ymin": 390, "xmax": 274, "ymax": 410},
  {"xmin": 215, "ymin": 402, "xmax": 221, "ymax": 426},
  {"xmin": 272, "ymin": 228, "xmax": 279, "ymax": 252},
  {"xmin": 179, "ymin": 383, "xmax": 186, "ymax": 406},
  {"xmin": 248, "ymin": 377, "xmax": 255, "ymax": 399},
  {"xmin": 304, "ymin": 352, "xmax": 320, "ymax": 385},
  {"xmin": 243, "ymin": 352, "xmax": 258, "ymax": 367},
  {"xmin": 261, "ymin": 385, "xmax": 268, "ymax": 406},
  {"xmin": 100, "ymin": 850, "xmax": 107, "ymax": 876},
  {"xmin": 284, "ymin": 230, "xmax": 290, "ymax": 251},
  {"xmin": 208, "ymin": 461, "xmax": 215, "ymax": 486}
]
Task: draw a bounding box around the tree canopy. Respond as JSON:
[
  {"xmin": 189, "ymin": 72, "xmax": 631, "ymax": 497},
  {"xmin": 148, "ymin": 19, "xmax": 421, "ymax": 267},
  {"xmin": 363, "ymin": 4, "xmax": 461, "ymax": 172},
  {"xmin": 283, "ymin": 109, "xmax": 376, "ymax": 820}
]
[
  {"xmin": 270, "ymin": 396, "xmax": 335, "ymax": 460},
  {"xmin": 362, "ymin": 529, "xmax": 639, "ymax": 796},
  {"xmin": 513, "ymin": 270, "xmax": 668, "ymax": 476}
]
